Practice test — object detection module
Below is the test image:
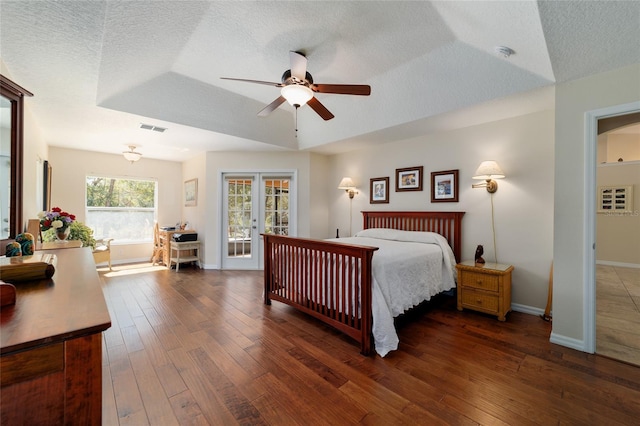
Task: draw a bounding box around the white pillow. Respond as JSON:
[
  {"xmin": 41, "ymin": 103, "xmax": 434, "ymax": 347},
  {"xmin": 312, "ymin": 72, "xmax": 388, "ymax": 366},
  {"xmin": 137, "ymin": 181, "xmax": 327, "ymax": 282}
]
[{"xmin": 354, "ymin": 228, "xmax": 448, "ymax": 246}]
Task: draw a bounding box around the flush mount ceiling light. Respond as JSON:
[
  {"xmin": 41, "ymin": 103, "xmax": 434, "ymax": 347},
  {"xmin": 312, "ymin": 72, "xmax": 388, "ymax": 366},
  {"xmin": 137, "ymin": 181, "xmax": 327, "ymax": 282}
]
[
  {"xmin": 494, "ymin": 46, "xmax": 515, "ymax": 58},
  {"xmin": 123, "ymin": 145, "xmax": 142, "ymax": 163}
]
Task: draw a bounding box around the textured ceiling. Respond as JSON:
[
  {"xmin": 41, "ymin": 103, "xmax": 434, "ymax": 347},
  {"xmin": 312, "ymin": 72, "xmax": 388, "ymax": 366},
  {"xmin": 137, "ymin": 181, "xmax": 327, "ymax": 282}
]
[{"xmin": 1, "ymin": 1, "xmax": 639, "ymax": 161}]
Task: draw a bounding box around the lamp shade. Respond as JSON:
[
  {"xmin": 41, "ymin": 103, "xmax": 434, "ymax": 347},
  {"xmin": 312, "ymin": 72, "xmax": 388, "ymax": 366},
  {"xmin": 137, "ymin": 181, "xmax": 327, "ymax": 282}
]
[
  {"xmin": 123, "ymin": 145, "xmax": 142, "ymax": 162},
  {"xmin": 281, "ymin": 84, "xmax": 313, "ymax": 107},
  {"xmin": 472, "ymin": 161, "xmax": 505, "ymax": 180},
  {"xmin": 338, "ymin": 177, "xmax": 356, "ymax": 190}
]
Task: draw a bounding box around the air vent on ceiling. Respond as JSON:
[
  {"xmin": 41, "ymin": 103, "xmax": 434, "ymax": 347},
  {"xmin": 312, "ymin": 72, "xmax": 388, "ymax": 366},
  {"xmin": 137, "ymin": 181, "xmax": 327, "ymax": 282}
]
[{"xmin": 140, "ymin": 123, "xmax": 167, "ymax": 133}]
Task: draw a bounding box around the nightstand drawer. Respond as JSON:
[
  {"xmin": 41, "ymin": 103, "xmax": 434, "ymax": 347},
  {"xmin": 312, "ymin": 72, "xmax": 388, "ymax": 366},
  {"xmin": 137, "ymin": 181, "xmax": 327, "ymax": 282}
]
[
  {"xmin": 459, "ymin": 271, "xmax": 499, "ymax": 292},
  {"xmin": 460, "ymin": 290, "xmax": 499, "ymax": 312}
]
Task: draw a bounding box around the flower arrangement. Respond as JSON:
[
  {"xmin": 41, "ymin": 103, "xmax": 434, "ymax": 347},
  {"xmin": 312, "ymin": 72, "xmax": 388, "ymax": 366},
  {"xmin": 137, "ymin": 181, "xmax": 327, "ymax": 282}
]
[{"xmin": 38, "ymin": 207, "xmax": 76, "ymax": 232}]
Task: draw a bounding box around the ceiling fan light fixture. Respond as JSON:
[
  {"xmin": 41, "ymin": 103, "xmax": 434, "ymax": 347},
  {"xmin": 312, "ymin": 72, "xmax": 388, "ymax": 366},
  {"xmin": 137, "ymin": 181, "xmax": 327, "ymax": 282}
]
[
  {"xmin": 281, "ymin": 84, "xmax": 313, "ymax": 107},
  {"xmin": 123, "ymin": 145, "xmax": 142, "ymax": 163}
]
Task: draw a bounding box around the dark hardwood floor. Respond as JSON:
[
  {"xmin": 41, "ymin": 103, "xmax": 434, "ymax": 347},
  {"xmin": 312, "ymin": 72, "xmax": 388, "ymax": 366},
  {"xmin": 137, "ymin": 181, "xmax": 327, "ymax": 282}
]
[{"xmin": 99, "ymin": 264, "xmax": 640, "ymax": 425}]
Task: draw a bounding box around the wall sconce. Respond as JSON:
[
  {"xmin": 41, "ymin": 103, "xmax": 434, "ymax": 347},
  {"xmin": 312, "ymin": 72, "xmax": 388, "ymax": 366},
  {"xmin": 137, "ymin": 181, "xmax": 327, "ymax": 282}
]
[
  {"xmin": 338, "ymin": 177, "xmax": 358, "ymax": 199},
  {"xmin": 123, "ymin": 145, "xmax": 142, "ymax": 163},
  {"xmin": 472, "ymin": 161, "xmax": 505, "ymax": 193}
]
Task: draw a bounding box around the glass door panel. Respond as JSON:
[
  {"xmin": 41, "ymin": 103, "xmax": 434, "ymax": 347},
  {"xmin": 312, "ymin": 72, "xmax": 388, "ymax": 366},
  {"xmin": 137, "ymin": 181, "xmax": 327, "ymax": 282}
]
[
  {"xmin": 263, "ymin": 178, "xmax": 290, "ymax": 236},
  {"xmin": 223, "ymin": 176, "xmax": 258, "ymax": 269}
]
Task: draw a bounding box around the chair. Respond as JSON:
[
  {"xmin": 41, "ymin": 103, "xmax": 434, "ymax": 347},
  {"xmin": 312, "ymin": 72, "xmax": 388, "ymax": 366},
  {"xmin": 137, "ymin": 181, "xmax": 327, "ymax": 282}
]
[
  {"xmin": 151, "ymin": 222, "xmax": 164, "ymax": 265},
  {"xmin": 93, "ymin": 238, "xmax": 113, "ymax": 270}
]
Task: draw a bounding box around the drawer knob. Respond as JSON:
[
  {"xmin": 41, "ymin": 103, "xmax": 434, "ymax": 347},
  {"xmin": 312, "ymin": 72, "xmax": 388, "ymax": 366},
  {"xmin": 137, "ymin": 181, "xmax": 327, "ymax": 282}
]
[
  {"xmin": 476, "ymin": 280, "xmax": 482, "ymax": 285},
  {"xmin": 476, "ymin": 299, "xmax": 482, "ymax": 304}
]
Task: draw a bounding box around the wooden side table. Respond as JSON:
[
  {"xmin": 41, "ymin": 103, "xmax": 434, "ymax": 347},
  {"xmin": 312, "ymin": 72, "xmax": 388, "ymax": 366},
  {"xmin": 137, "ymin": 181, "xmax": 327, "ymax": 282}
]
[
  {"xmin": 169, "ymin": 241, "xmax": 201, "ymax": 272},
  {"xmin": 456, "ymin": 260, "xmax": 513, "ymax": 321}
]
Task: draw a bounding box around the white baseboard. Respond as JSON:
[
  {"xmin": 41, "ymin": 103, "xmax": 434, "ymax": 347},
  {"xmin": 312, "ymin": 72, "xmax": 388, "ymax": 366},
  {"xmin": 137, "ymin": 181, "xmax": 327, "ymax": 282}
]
[
  {"xmin": 201, "ymin": 263, "xmax": 218, "ymax": 270},
  {"xmin": 511, "ymin": 303, "xmax": 544, "ymax": 317},
  {"xmin": 549, "ymin": 332, "xmax": 589, "ymax": 353},
  {"xmin": 511, "ymin": 304, "xmax": 590, "ymax": 353}
]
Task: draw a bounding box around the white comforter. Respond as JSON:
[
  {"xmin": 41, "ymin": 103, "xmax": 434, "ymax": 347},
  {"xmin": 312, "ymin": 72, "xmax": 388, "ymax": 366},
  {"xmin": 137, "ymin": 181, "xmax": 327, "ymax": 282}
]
[{"xmin": 330, "ymin": 228, "xmax": 457, "ymax": 357}]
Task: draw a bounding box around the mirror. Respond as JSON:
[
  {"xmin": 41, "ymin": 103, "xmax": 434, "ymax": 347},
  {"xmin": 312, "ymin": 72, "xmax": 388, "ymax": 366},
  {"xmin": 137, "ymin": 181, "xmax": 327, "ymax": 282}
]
[
  {"xmin": 1, "ymin": 74, "xmax": 33, "ymax": 244},
  {"xmin": 1, "ymin": 94, "xmax": 11, "ymax": 239}
]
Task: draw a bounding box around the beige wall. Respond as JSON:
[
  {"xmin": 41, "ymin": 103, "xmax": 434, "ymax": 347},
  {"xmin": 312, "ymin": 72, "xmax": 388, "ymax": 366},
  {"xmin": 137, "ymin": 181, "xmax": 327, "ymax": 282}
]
[
  {"xmin": 22, "ymin": 104, "xmax": 48, "ymax": 223},
  {"xmin": 328, "ymin": 108, "xmax": 555, "ymax": 312},
  {"xmin": 181, "ymin": 153, "xmax": 207, "ymax": 263},
  {"xmin": 598, "ymin": 132, "xmax": 640, "ymax": 163},
  {"xmin": 48, "ymin": 147, "xmax": 183, "ymax": 264},
  {"xmin": 553, "ymin": 63, "xmax": 640, "ymax": 349},
  {"xmin": 201, "ymin": 151, "xmax": 320, "ymax": 268},
  {"xmin": 596, "ymin": 162, "xmax": 640, "ymax": 266}
]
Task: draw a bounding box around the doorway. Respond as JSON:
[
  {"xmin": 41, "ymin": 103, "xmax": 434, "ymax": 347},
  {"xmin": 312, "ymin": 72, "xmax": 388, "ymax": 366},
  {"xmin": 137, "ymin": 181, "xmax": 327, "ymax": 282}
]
[
  {"xmin": 221, "ymin": 171, "xmax": 295, "ymax": 270},
  {"xmin": 585, "ymin": 103, "xmax": 640, "ymax": 361},
  {"xmin": 594, "ymin": 115, "xmax": 640, "ymax": 366}
]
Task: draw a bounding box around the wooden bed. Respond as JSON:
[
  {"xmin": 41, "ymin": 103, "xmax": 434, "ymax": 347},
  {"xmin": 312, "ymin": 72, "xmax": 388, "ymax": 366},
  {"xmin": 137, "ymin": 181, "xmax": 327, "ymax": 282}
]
[{"xmin": 262, "ymin": 211, "xmax": 464, "ymax": 355}]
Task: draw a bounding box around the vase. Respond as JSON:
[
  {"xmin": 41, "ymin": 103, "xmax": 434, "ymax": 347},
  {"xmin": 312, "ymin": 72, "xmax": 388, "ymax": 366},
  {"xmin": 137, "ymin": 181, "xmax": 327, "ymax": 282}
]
[{"xmin": 55, "ymin": 227, "xmax": 71, "ymax": 242}]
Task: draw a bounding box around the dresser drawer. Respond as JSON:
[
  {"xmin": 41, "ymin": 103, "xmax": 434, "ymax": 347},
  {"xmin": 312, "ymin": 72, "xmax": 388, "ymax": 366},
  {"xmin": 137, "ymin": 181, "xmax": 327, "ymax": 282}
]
[
  {"xmin": 460, "ymin": 271, "xmax": 499, "ymax": 292},
  {"xmin": 460, "ymin": 290, "xmax": 499, "ymax": 313}
]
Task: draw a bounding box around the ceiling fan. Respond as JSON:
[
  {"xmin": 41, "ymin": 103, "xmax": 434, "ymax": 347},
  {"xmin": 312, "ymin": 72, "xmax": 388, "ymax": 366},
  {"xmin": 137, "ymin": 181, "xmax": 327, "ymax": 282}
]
[{"xmin": 221, "ymin": 51, "xmax": 371, "ymax": 121}]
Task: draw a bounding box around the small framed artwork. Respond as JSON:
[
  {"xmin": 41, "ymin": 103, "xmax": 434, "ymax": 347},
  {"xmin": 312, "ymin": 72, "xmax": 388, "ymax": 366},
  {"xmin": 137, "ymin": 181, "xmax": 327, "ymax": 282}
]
[
  {"xmin": 184, "ymin": 178, "xmax": 198, "ymax": 207},
  {"xmin": 396, "ymin": 166, "xmax": 423, "ymax": 192},
  {"xmin": 598, "ymin": 185, "xmax": 633, "ymax": 213},
  {"xmin": 431, "ymin": 169, "xmax": 459, "ymax": 203},
  {"xmin": 370, "ymin": 177, "xmax": 389, "ymax": 204}
]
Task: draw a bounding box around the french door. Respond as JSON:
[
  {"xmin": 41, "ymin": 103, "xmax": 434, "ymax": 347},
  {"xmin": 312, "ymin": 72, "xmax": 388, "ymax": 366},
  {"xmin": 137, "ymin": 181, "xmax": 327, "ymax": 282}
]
[{"xmin": 221, "ymin": 172, "xmax": 294, "ymax": 269}]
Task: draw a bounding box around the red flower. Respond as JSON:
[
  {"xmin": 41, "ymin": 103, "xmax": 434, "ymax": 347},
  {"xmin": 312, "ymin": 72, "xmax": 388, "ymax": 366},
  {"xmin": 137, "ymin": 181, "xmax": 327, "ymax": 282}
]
[
  {"xmin": 69, "ymin": 214, "xmax": 76, "ymax": 220},
  {"xmin": 52, "ymin": 207, "xmax": 61, "ymax": 212},
  {"xmin": 43, "ymin": 220, "xmax": 51, "ymax": 227}
]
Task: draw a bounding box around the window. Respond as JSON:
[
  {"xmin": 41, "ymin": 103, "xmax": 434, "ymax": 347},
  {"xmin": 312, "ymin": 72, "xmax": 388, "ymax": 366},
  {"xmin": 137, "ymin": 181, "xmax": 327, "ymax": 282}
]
[{"xmin": 86, "ymin": 176, "xmax": 157, "ymax": 243}]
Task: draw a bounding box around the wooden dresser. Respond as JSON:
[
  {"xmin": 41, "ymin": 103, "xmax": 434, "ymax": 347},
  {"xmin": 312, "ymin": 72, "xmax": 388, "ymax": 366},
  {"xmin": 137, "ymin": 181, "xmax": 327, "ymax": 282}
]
[
  {"xmin": 456, "ymin": 260, "xmax": 513, "ymax": 321},
  {"xmin": 1, "ymin": 247, "xmax": 111, "ymax": 425}
]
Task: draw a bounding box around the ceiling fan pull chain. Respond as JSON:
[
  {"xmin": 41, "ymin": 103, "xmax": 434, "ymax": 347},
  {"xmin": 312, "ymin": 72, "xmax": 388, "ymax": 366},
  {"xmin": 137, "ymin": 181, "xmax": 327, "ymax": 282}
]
[{"xmin": 295, "ymin": 106, "xmax": 299, "ymax": 137}]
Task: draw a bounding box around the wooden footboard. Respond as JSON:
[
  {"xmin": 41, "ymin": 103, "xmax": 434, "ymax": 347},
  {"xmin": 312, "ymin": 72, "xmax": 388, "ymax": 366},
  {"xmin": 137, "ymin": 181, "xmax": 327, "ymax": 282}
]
[
  {"xmin": 263, "ymin": 234, "xmax": 378, "ymax": 355},
  {"xmin": 263, "ymin": 211, "xmax": 464, "ymax": 355}
]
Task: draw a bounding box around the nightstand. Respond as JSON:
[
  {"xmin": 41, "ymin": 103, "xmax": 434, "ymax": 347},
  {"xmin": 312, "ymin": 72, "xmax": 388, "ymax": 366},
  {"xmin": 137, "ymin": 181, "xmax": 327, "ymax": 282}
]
[
  {"xmin": 456, "ymin": 260, "xmax": 513, "ymax": 321},
  {"xmin": 169, "ymin": 240, "xmax": 201, "ymax": 272}
]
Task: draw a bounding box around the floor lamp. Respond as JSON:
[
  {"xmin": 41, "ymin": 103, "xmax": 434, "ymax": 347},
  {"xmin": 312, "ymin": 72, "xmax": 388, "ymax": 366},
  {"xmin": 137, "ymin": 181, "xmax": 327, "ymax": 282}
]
[{"xmin": 338, "ymin": 177, "xmax": 358, "ymax": 237}]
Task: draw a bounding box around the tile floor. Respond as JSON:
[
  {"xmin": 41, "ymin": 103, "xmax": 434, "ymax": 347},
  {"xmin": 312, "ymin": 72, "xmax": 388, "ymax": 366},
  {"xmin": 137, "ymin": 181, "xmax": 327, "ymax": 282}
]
[{"xmin": 596, "ymin": 265, "xmax": 640, "ymax": 366}]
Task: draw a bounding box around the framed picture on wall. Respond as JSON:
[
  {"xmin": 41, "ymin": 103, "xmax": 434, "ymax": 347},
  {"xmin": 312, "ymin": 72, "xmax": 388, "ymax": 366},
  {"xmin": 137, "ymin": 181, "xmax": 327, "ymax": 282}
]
[
  {"xmin": 431, "ymin": 169, "xmax": 459, "ymax": 203},
  {"xmin": 184, "ymin": 178, "xmax": 198, "ymax": 207},
  {"xmin": 598, "ymin": 185, "xmax": 633, "ymax": 213},
  {"xmin": 370, "ymin": 177, "xmax": 389, "ymax": 204},
  {"xmin": 395, "ymin": 166, "xmax": 423, "ymax": 192}
]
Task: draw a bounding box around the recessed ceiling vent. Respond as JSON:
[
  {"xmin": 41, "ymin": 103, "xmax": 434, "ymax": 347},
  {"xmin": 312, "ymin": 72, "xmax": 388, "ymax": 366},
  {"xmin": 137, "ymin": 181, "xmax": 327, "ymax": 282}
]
[{"xmin": 140, "ymin": 123, "xmax": 167, "ymax": 133}]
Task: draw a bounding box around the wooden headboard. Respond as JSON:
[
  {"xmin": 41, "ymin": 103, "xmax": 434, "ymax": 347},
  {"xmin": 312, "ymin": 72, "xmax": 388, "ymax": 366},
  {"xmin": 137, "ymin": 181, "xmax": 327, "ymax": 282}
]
[{"xmin": 362, "ymin": 211, "xmax": 465, "ymax": 262}]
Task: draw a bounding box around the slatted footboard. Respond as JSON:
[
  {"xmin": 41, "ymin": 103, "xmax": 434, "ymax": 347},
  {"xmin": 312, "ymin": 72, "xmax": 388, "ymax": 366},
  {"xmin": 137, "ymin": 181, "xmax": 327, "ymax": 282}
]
[
  {"xmin": 263, "ymin": 234, "xmax": 379, "ymax": 355},
  {"xmin": 263, "ymin": 211, "xmax": 464, "ymax": 355}
]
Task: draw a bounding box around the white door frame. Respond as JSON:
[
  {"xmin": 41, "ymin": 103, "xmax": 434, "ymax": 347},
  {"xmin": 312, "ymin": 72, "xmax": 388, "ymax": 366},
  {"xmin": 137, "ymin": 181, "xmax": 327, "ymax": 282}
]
[
  {"xmin": 584, "ymin": 101, "xmax": 640, "ymax": 353},
  {"xmin": 217, "ymin": 169, "xmax": 297, "ymax": 270}
]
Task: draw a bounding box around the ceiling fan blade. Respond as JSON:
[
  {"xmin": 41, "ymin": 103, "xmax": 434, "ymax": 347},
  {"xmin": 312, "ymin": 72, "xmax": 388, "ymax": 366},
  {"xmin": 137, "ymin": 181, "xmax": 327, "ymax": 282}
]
[
  {"xmin": 220, "ymin": 77, "xmax": 282, "ymax": 87},
  {"xmin": 289, "ymin": 51, "xmax": 307, "ymax": 81},
  {"xmin": 258, "ymin": 96, "xmax": 286, "ymax": 117},
  {"xmin": 313, "ymin": 84, "xmax": 371, "ymax": 96},
  {"xmin": 307, "ymin": 97, "xmax": 335, "ymax": 121}
]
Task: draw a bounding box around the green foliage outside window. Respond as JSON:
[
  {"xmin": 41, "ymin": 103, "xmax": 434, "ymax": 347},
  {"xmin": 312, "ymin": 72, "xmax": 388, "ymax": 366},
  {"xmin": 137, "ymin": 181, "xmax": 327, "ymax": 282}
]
[{"xmin": 87, "ymin": 177, "xmax": 155, "ymax": 207}]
